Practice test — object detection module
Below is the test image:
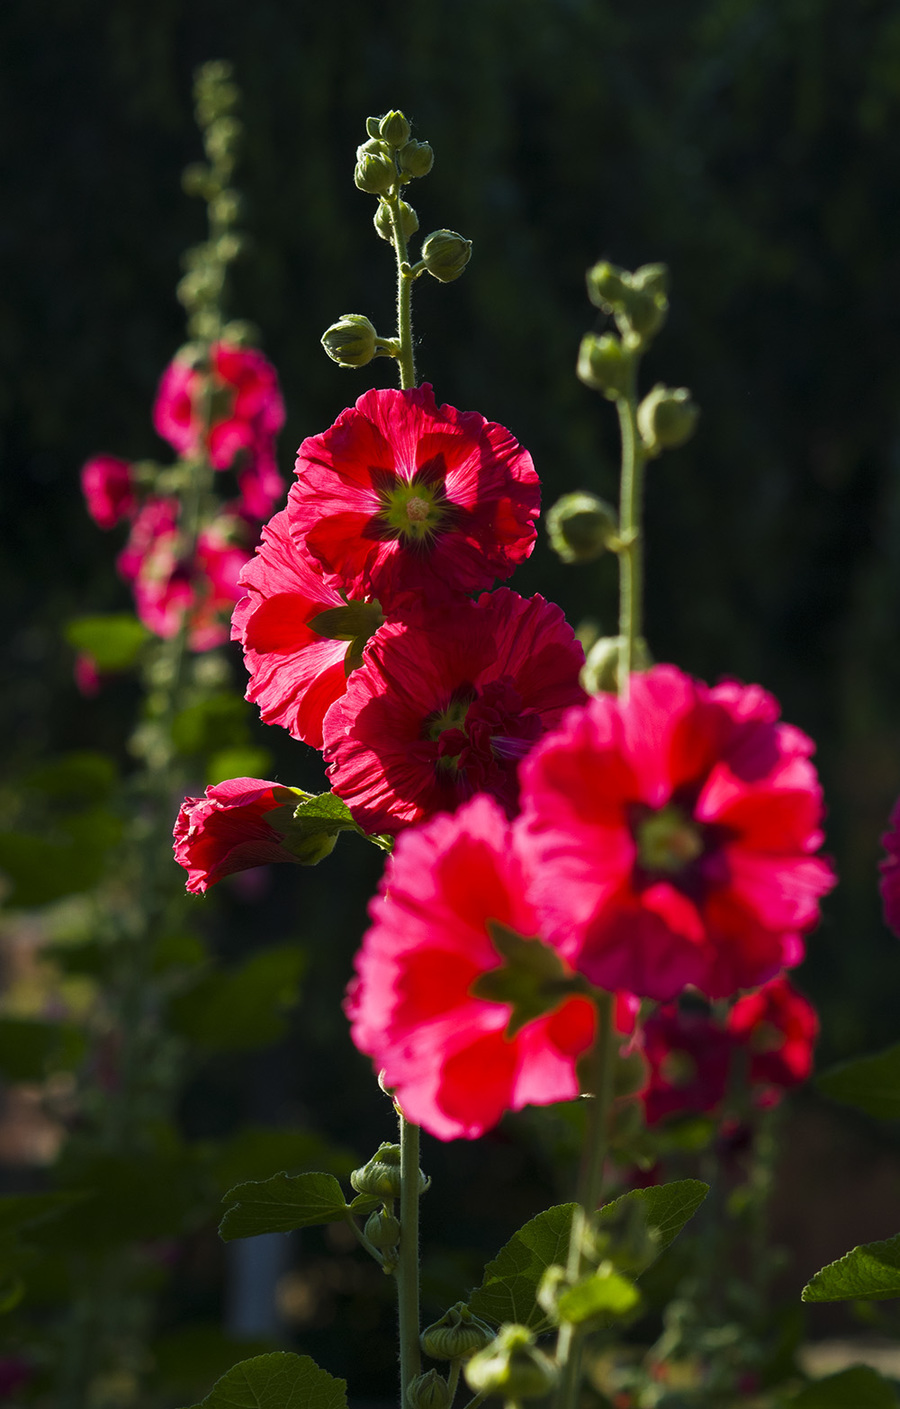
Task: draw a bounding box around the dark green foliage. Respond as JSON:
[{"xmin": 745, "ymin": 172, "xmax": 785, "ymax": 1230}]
[
  {"xmin": 802, "ymin": 1232, "xmax": 900, "ymax": 1303},
  {"xmin": 182, "ymin": 1351, "xmax": 348, "ymax": 1409},
  {"xmin": 168, "ymin": 944, "xmax": 305, "ymax": 1050}
]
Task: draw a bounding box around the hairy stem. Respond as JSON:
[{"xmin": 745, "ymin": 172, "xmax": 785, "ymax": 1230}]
[
  {"xmin": 397, "ymin": 1111, "xmax": 422, "ymax": 1405},
  {"xmin": 388, "ymin": 191, "xmax": 416, "ymax": 390},
  {"xmin": 616, "ymin": 358, "xmax": 646, "ymax": 697}
]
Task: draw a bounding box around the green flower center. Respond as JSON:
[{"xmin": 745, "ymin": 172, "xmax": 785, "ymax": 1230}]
[
  {"xmin": 635, "ymin": 804, "xmax": 704, "ymax": 874},
  {"xmin": 381, "ymin": 478, "xmax": 448, "ymax": 543}
]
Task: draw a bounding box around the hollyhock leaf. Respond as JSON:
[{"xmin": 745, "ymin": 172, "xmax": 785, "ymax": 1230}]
[
  {"xmin": 180, "ymin": 1351, "xmax": 347, "ymax": 1409},
  {"xmin": 816, "ymin": 1044, "xmax": 900, "ymax": 1120},
  {"xmin": 169, "ymin": 946, "xmax": 304, "ymax": 1051},
  {"xmin": 555, "ymin": 1265, "xmax": 641, "ymax": 1324},
  {"xmin": 65, "ymin": 614, "xmax": 149, "ymax": 671},
  {"xmin": 787, "ymin": 1365, "xmax": 898, "ymax": 1406},
  {"xmin": 801, "ymin": 1233, "xmax": 900, "ymax": 1303},
  {"xmin": 219, "ymin": 1172, "xmax": 350, "ymax": 1241},
  {"xmin": 467, "ymin": 1203, "xmax": 576, "ymax": 1332},
  {"xmin": 595, "ymin": 1180, "xmax": 709, "ymax": 1275}
]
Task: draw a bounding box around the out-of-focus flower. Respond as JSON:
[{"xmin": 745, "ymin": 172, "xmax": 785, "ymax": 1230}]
[
  {"xmin": 640, "ymin": 1003, "xmax": 733, "ymax": 1125},
  {"xmin": 727, "ymin": 974, "xmax": 818, "ymax": 1104},
  {"xmin": 73, "ymin": 653, "xmax": 103, "ymax": 697},
  {"xmin": 80, "ymin": 455, "xmax": 136, "ymax": 529},
  {"xmin": 519, "ymin": 665, "xmax": 835, "ymax": 1001},
  {"xmin": 879, "ymin": 796, "xmax": 900, "ymax": 937}
]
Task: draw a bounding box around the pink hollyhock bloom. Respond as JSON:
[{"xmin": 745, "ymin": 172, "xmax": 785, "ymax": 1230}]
[
  {"xmin": 174, "ymin": 778, "xmax": 307, "ymax": 894},
  {"xmin": 519, "ymin": 665, "xmax": 835, "ymax": 1001},
  {"xmin": 640, "ymin": 1003, "xmax": 733, "ymax": 1125},
  {"xmin": 727, "ymin": 974, "xmax": 818, "ymax": 1103},
  {"xmin": 74, "ymin": 652, "xmax": 102, "ymax": 697},
  {"xmin": 232, "ymin": 507, "xmax": 386, "ymax": 750},
  {"xmin": 237, "ymin": 446, "xmax": 286, "ymax": 521},
  {"xmin": 323, "ymin": 589, "xmax": 585, "ymax": 833},
  {"xmin": 290, "ymin": 384, "xmax": 539, "ymax": 606},
  {"xmin": 153, "ymin": 341, "xmax": 285, "ymax": 475},
  {"xmin": 347, "ymin": 794, "xmax": 598, "ymax": 1140},
  {"xmin": 81, "ymin": 454, "xmax": 136, "ymax": 529},
  {"xmin": 879, "ymin": 797, "xmax": 900, "ymax": 937}
]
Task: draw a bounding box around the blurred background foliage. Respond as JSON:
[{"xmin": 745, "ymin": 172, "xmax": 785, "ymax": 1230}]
[{"xmin": 3, "ymin": 0, "xmax": 900, "ymax": 1400}]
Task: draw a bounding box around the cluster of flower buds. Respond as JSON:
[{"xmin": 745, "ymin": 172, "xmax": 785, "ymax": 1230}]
[{"xmin": 465, "ymin": 1324, "xmax": 558, "ymax": 1405}]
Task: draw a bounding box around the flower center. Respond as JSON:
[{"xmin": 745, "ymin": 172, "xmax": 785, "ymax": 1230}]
[
  {"xmin": 635, "ymin": 804, "xmax": 704, "ymax": 874},
  {"xmin": 405, "ymin": 495, "xmax": 430, "ymax": 523},
  {"xmin": 381, "ymin": 478, "xmax": 448, "ymax": 543}
]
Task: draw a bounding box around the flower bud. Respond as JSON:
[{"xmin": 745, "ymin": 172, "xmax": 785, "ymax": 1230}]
[
  {"xmin": 464, "ymin": 1325, "xmax": 558, "ymax": 1400},
  {"xmin": 374, "ymin": 199, "xmax": 419, "ymax": 244},
  {"xmin": 637, "ymin": 384, "xmax": 699, "ymax": 455},
  {"xmin": 379, "ymin": 110, "xmax": 412, "ymax": 148},
  {"xmin": 366, "ymin": 115, "xmax": 382, "ymax": 139},
  {"xmin": 210, "ymin": 188, "xmax": 242, "ymax": 226},
  {"xmin": 407, "ymin": 1370, "xmax": 451, "ymax": 1409},
  {"xmin": 364, "ymin": 1209, "xmax": 401, "ymax": 1250},
  {"xmin": 580, "ymin": 635, "xmax": 651, "ymax": 695},
  {"xmin": 354, "ymin": 149, "xmax": 397, "ymax": 195},
  {"xmin": 321, "ymin": 314, "xmax": 379, "ymax": 368},
  {"xmin": 350, "ymin": 1142, "xmax": 429, "ymax": 1199},
  {"xmin": 398, "ymin": 139, "xmax": 434, "ymax": 180},
  {"xmin": 586, "ymin": 260, "xmax": 630, "ymax": 311},
  {"xmin": 420, "ymin": 1303, "xmax": 495, "ymax": 1361},
  {"xmin": 576, "ymin": 332, "xmax": 632, "ymax": 400},
  {"xmin": 631, "ymin": 262, "xmax": 669, "ymax": 298},
  {"xmin": 547, "ymin": 492, "xmax": 619, "ymax": 564},
  {"xmin": 421, "ymin": 230, "xmax": 472, "ymax": 283},
  {"xmin": 220, "ymin": 319, "xmax": 260, "ymax": 348},
  {"xmin": 181, "ymin": 163, "xmax": 216, "ymax": 199},
  {"xmin": 615, "ymin": 288, "xmax": 667, "ymax": 344}
]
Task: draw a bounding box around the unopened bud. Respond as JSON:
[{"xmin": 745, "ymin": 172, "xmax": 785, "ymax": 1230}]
[
  {"xmin": 204, "ymin": 116, "xmax": 242, "ymax": 162},
  {"xmin": 580, "ymin": 635, "xmax": 651, "ymax": 695},
  {"xmin": 464, "ymin": 1324, "xmax": 558, "ymax": 1400},
  {"xmin": 210, "ymin": 188, "xmax": 241, "ymax": 226},
  {"xmin": 637, "ymin": 384, "xmax": 699, "ymax": 455},
  {"xmin": 374, "ymin": 199, "xmax": 419, "ymax": 244},
  {"xmin": 220, "ymin": 319, "xmax": 259, "ymax": 348},
  {"xmin": 616, "ymin": 288, "xmax": 667, "ymax": 344},
  {"xmin": 364, "ymin": 1209, "xmax": 401, "ymax": 1250},
  {"xmin": 354, "ymin": 148, "xmax": 397, "ymax": 195},
  {"xmin": 366, "ymin": 116, "xmax": 382, "ymax": 139},
  {"xmin": 379, "ymin": 110, "xmax": 412, "ymax": 148},
  {"xmin": 586, "ymin": 260, "xmax": 631, "ymax": 311},
  {"xmin": 398, "ymin": 139, "xmax": 434, "ymax": 180},
  {"xmin": 576, "ymin": 332, "xmax": 633, "ymax": 400},
  {"xmin": 182, "ymin": 163, "xmax": 216, "ymax": 199},
  {"xmin": 421, "ymin": 230, "xmax": 472, "ymax": 283},
  {"xmin": 420, "ymin": 1303, "xmax": 495, "ymax": 1361},
  {"xmin": 631, "ymin": 262, "xmax": 669, "ymax": 298},
  {"xmin": 547, "ymin": 492, "xmax": 619, "ymax": 564},
  {"xmin": 407, "ymin": 1370, "xmax": 451, "ymax": 1409},
  {"xmin": 321, "ymin": 314, "xmax": 379, "ymax": 368},
  {"xmin": 350, "ymin": 1142, "xmax": 429, "ymax": 1200}
]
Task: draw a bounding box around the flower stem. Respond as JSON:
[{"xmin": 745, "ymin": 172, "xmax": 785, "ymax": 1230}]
[
  {"xmin": 554, "ymin": 990, "xmax": 617, "ymax": 1409},
  {"xmin": 616, "ymin": 358, "xmax": 646, "ymax": 697},
  {"xmin": 397, "ymin": 1110, "xmax": 422, "ymax": 1406},
  {"xmin": 388, "ymin": 191, "xmax": 417, "ymax": 390}
]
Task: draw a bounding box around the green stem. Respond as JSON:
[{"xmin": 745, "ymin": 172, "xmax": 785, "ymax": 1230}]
[
  {"xmin": 447, "ymin": 1359, "xmax": 462, "ymax": 1404},
  {"xmin": 388, "ymin": 192, "xmax": 416, "ymax": 390},
  {"xmin": 616, "ymin": 360, "xmax": 646, "ymax": 696},
  {"xmin": 554, "ymin": 991, "xmax": 617, "ymax": 1409},
  {"xmin": 397, "ymin": 1111, "xmax": 422, "ymax": 1406}
]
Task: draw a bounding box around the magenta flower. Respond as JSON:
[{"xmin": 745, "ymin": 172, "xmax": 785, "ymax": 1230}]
[
  {"xmin": 81, "ymin": 455, "xmax": 136, "ymax": 529},
  {"xmin": 153, "ymin": 341, "xmax": 285, "ymax": 477},
  {"xmin": 323, "ymin": 589, "xmax": 585, "ymax": 834},
  {"xmin": 174, "ymin": 778, "xmax": 307, "ymax": 894},
  {"xmin": 879, "ymin": 797, "xmax": 900, "ymax": 937},
  {"xmin": 290, "ymin": 385, "xmax": 539, "ymax": 607},
  {"xmin": 727, "ymin": 974, "xmax": 818, "ymax": 1102},
  {"xmin": 641, "ymin": 1003, "xmax": 733, "ymax": 1125},
  {"xmin": 347, "ymin": 794, "xmax": 597, "ymax": 1140},
  {"xmin": 518, "ymin": 665, "xmax": 835, "ymax": 1001}
]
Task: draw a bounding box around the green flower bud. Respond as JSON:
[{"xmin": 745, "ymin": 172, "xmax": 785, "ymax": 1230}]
[
  {"xmin": 350, "ymin": 1142, "xmax": 429, "ymax": 1200},
  {"xmin": 203, "ymin": 116, "xmax": 242, "ymax": 162},
  {"xmin": 580, "ymin": 635, "xmax": 652, "ymax": 695},
  {"xmin": 357, "ymin": 137, "xmax": 393, "ymax": 158},
  {"xmin": 220, "ymin": 319, "xmax": 260, "ymax": 348},
  {"xmin": 637, "ymin": 384, "xmax": 699, "ymax": 455},
  {"xmin": 364, "ymin": 1209, "xmax": 401, "ymax": 1250},
  {"xmin": 398, "ymin": 139, "xmax": 434, "ymax": 180},
  {"xmin": 631, "ymin": 262, "xmax": 669, "ymax": 298},
  {"xmin": 586, "ymin": 260, "xmax": 630, "ymax": 312},
  {"xmin": 210, "ymin": 188, "xmax": 242, "ymax": 226},
  {"xmin": 420, "ymin": 1303, "xmax": 495, "ymax": 1361},
  {"xmin": 321, "ymin": 314, "xmax": 379, "ymax": 368},
  {"xmin": 374, "ymin": 198, "xmax": 419, "ymax": 244},
  {"xmin": 366, "ymin": 115, "xmax": 382, "ymax": 139},
  {"xmin": 181, "ymin": 163, "xmax": 216, "ymax": 199},
  {"xmin": 407, "ymin": 1370, "xmax": 451, "ymax": 1409},
  {"xmin": 464, "ymin": 1325, "xmax": 558, "ymax": 1400},
  {"xmin": 379, "ymin": 110, "xmax": 412, "ymax": 148},
  {"xmin": 421, "ymin": 230, "xmax": 472, "ymax": 283},
  {"xmin": 354, "ymin": 150, "xmax": 398, "ymax": 195},
  {"xmin": 215, "ymin": 233, "xmax": 243, "ymax": 264},
  {"xmin": 576, "ymin": 332, "xmax": 633, "ymax": 400},
  {"xmin": 547, "ymin": 492, "xmax": 619, "ymax": 564},
  {"xmin": 615, "ymin": 288, "xmax": 667, "ymax": 344}
]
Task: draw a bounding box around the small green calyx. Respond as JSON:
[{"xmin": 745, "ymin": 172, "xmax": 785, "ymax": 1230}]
[
  {"xmin": 398, "ymin": 139, "xmax": 434, "ymax": 180},
  {"xmin": 464, "ymin": 1324, "xmax": 558, "ymax": 1401},
  {"xmin": 420, "ymin": 1303, "xmax": 495, "ymax": 1362},
  {"xmin": 308, "ymin": 598, "xmax": 384, "ymax": 676},
  {"xmin": 382, "ymin": 479, "xmax": 448, "ymax": 542},
  {"xmin": 321, "ymin": 314, "xmax": 379, "ymax": 368},
  {"xmin": 637, "ymin": 383, "xmax": 700, "ymax": 456},
  {"xmin": 364, "ymin": 1208, "xmax": 401, "ymax": 1251},
  {"xmin": 547, "ymin": 492, "xmax": 619, "ymax": 564},
  {"xmin": 354, "ymin": 141, "xmax": 398, "ymax": 195},
  {"xmin": 375, "ymin": 198, "xmax": 419, "ymax": 244},
  {"xmin": 421, "ymin": 229, "xmax": 472, "ymax": 283},
  {"xmin": 407, "ymin": 1370, "xmax": 451, "ymax": 1409},
  {"xmin": 350, "ymin": 1142, "xmax": 430, "ymax": 1200},
  {"xmin": 635, "ymin": 804, "xmax": 704, "ymax": 874},
  {"xmin": 577, "ymin": 332, "xmax": 633, "ymax": 400},
  {"xmin": 472, "ymin": 921, "xmax": 585, "ymax": 1038}
]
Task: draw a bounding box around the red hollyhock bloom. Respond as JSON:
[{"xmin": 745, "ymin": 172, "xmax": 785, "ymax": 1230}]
[
  {"xmin": 323, "ymin": 589, "xmax": 585, "ymax": 833},
  {"xmin": 518, "ymin": 665, "xmax": 835, "ymax": 1001},
  {"xmin": 640, "ymin": 1003, "xmax": 733, "ymax": 1125},
  {"xmin": 236, "ymin": 445, "xmax": 286, "ymax": 521},
  {"xmin": 290, "ymin": 384, "xmax": 539, "ymax": 606},
  {"xmin": 81, "ymin": 455, "xmax": 136, "ymax": 529},
  {"xmin": 174, "ymin": 778, "xmax": 307, "ymax": 894},
  {"xmin": 727, "ymin": 974, "xmax": 818, "ymax": 1102},
  {"xmin": 232, "ymin": 507, "xmax": 386, "ymax": 750},
  {"xmin": 347, "ymin": 794, "xmax": 598, "ymax": 1140},
  {"xmin": 153, "ymin": 341, "xmax": 285, "ymax": 481},
  {"xmin": 879, "ymin": 797, "xmax": 900, "ymax": 937}
]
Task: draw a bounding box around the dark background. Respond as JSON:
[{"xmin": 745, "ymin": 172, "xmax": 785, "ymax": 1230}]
[{"xmin": 3, "ymin": 0, "xmax": 900, "ymax": 1389}]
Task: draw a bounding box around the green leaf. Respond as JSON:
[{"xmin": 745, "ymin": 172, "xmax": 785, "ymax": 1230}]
[
  {"xmin": 181, "ymin": 1352, "xmax": 347, "ymax": 1409},
  {"xmin": 0, "ymin": 1018, "xmax": 87, "ymax": 1082},
  {"xmin": 169, "ymin": 945, "xmax": 305, "ymax": 1051},
  {"xmin": 596, "ymin": 1179, "xmax": 710, "ymax": 1274},
  {"xmin": 171, "ymin": 694, "xmax": 250, "ymax": 756},
  {"xmin": 817, "ymin": 1044, "xmax": 900, "ymax": 1121},
  {"xmin": 556, "ymin": 1266, "xmax": 641, "ymax": 1323},
  {"xmin": 468, "ymin": 1203, "xmax": 576, "ymax": 1332},
  {"xmin": 802, "ymin": 1232, "xmax": 900, "ymax": 1302},
  {"xmin": 291, "ymin": 793, "xmax": 359, "ymax": 839},
  {"xmin": 65, "ymin": 614, "xmax": 149, "ymax": 670},
  {"xmin": 0, "ymin": 1192, "xmax": 87, "ymax": 1239},
  {"xmin": 219, "ymin": 1172, "xmax": 349, "ymax": 1242},
  {"xmin": 206, "ymin": 747, "xmax": 273, "ymax": 786},
  {"xmin": 788, "ymin": 1365, "xmax": 899, "ymax": 1407}
]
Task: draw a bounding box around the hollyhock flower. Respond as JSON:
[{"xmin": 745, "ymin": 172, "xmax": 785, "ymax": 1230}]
[
  {"xmin": 237, "ymin": 446, "xmax": 286, "ymax": 522},
  {"xmin": 727, "ymin": 974, "xmax": 818, "ymax": 1102},
  {"xmin": 81, "ymin": 455, "xmax": 136, "ymax": 529},
  {"xmin": 519, "ymin": 665, "xmax": 835, "ymax": 1001},
  {"xmin": 232, "ymin": 506, "xmax": 386, "ymax": 749},
  {"xmin": 347, "ymin": 794, "xmax": 598, "ymax": 1140},
  {"xmin": 879, "ymin": 797, "xmax": 900, "ymax": 937},
  {"xmin": 323, "ymin": 589, "xmax": 585, "ymax": 834},
  {"xmin": 153, "ymin": 341, "xmax": 285, "ymax": 473},
  {"xmin": 640, "ymin": 1003, "xmax": 733, "ymax": 1125},
  {"xmin": 74, "ymin": 652, "xmax": 102, "ymax": 697},
  {"xmin": 290, "ymin": 384, "xmax": 539, "ymax": 606},
  {"xmin": 174, "ymin": 778, "xmax": 310, "ymax": 894}
]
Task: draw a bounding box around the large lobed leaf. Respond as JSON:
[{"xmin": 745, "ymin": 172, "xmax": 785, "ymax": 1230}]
[
  {"xmin": 219, "ymin": 1172, "xmax": 349, "ymax": 1242},
  {"xmin": 802, "ymin": 1233, "xmax": 900, "ymax": 1302},
  {"xmin": 181, "ymin": 1351, "xmax": 347, "ymax": 1409}
]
